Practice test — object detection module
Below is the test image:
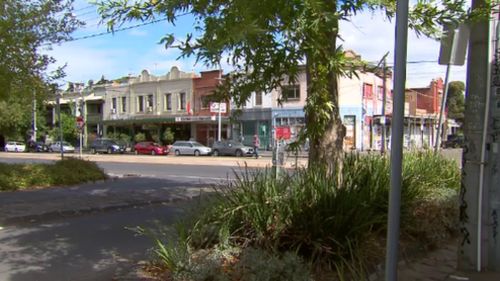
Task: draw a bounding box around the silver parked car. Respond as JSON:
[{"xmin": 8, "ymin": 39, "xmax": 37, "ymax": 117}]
[
  {"xmin": 171, "ymin": 140, "xmax": 212, "ymax": 156},
  {"xmin": 212, "ymin": 140, "xmax": 254, "ymax": 157},
  {"xmin": 49, "ymin": 141, "xmax": 75, "ymax": 153},
  {"xmin": 4, "ymin": 141, "xmax": 26, "ymax": 152}
]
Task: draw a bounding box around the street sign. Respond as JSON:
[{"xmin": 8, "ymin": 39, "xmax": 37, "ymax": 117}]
[
  {"xmin": 438, "ymin": 23, "xmax": 469, "ymax": 66},
  {"xmin": 209, "ymin": 102, "xmax": 227, "ymax": 113},
  {"xmin": 76, "ymin": 116, "xmax": 84, "ymax": 130}
]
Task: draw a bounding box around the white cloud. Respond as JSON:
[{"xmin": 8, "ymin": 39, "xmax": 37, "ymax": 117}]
[
  {"xmin": 46, "ymin": 42, "xmax": 131, "ymax": 83},
  {"xmin": 340, "ymin": 12, "xmax": 467, "ymax": 87},
  {"xmin": 49, "ymin": 9, "xmax": 467, "ymax": 88}
]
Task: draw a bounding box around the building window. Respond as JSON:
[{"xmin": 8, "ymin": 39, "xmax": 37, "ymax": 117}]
[
  {"xmin": 137, "ymin": 96, "xmax": 144, "ymax": 112},
  {"xmin": 179, "ymin": 92, "xmax": 186, "ymax": 110},
  {"xmin": 121, "ymin": 97, "xmax": 126, "ymax": 113},
  {"xmin": 111, "ymin": 97, "xmax": 117, "ymax": 110},
  {"xmin": 363, "ymin": 83, "xmax": 373, "ymax": 99},
  {"xmin": 165, "ymin": 93, "xmax": 172, "ymax": 111},
  {"xmin": 281, "ymin": 85, "xmax": 300, "ymax": 101},
  {"xmin": 255, "ymin": 92, "xmax": 262, "ymax": 106},
  {"xmin": 201, "ymin": 95, "xmax": 214, "ymax": 109},
  {"xmin": 377, "ymin": 86, "xmax": 384, "ymax": 100},
  {"xmin": 147, "ymin": 94, "xmax": 154, "ymax": 108}
]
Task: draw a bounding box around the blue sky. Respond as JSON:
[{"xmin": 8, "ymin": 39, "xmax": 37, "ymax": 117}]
[{"xmin": 46, "ymin": 0, "xmax": 467, "ymax": 88}]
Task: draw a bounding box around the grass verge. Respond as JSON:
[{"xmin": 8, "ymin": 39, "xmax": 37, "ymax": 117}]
[{"xmin": 0, "ymin": 158, "xmax": 107, "ymax": 191}]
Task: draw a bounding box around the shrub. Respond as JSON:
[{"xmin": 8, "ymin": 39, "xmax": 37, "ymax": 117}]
[
  {"xmin": 163, "ymin": 128, "xmax": 175, "ymax": 145},
  {"xmin": 134, "ymin": 132, "xmax": 146, "ymax": 142},
  {"xmin": 153, "ymin": 151, "xmax": 460, "ymax": 279},
  {"xmin": 0, "ymin": 158, "xmax": 107, "ymax": 191}
]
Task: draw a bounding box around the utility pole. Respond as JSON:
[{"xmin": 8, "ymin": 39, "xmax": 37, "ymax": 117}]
[
  {"xmin": 32, "ymin": 89, "xmax": 37, "ymax": 142},
  {"xmin": 459, "ymin": 0, "xmax": 499, "ymax": 272},
  {"xmin": 56, "ymin": 93, "xmax": 64, "ymax": 160},
  {"xmin": 381, "ymin": 56, "xmax": 388, "ymax": 154}
]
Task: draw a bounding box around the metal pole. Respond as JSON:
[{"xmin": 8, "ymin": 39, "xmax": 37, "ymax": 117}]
[
  {"xmin": 475, "ymin": 10, "xmax": 495, "ymax": 271},
  {"xmin": 57, "ymin": 95, "xmax": 64, "ymax": 160},
  {"xmin": 79, "ymin": 91, "xmax": 83, "ymax": 158},
  {"xmin": 218, "ymin": 103, "xmax": 222, "ymax": 141},
  {"xmin": 381, "ymin": 58, "xmax": 387, "ymax": 154},
  {"xmin": 385, "ymin": 0, "xmax": 409, "ymax": 280},
  {"xmin": 434, "ymin": 63, "xmax": 452, "ymax": 152},
  {"xmin": 33, "ymin": 89, "xmax": 37, "ymax": 142}
]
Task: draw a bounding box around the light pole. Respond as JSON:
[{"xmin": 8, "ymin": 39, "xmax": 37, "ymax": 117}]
[
  {"xmin": 32, "ymin": 89, "xmax": 37, "ymax": 142},
  {"xmin": 218, "ymin": 102, "xmax": 222, "ymax": 141},
  {"xmin": 56, "ymin": 92, "xmax": 64, "ymax": 160}
]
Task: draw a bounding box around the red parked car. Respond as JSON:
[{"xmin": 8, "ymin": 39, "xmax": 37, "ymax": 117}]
[{"xmin": 134, "ymin": 142, "xmax": 170, "ymax": 155}]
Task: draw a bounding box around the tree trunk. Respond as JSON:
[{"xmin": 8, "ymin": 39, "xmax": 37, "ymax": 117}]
[
  {"xmin": 306, "ymin": 69, "xmax": 345, "ymax": 174},
  {"xmin": 304, "ymin": 9, "xmax": 345, "ymax": 175}
]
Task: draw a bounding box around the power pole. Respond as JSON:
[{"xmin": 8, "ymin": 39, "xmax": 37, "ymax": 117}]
[
  {"xmin": 381, "ymin": 56, "xmax": 387, "ymax": 154},
  {"xmin": 459, "ymin": 0, "xmax": 499, "ymax": 272},
  {"xmin": 32, "ymin": 89, "xmax": 37, "ymax": 142}
]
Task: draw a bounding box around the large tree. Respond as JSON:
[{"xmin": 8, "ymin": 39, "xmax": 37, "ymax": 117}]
[
  {"xmin": 97, "ymin": 0, "xmax": 472, "ymax": 171},
  {"xmin": 0, "ymin": 0, "xmax": 82, "ymax": 140},
  {"xmin": 446, "ymin": 80, "xmax": 465, "ymax": 126},
  {"xmin": 0, "ymin": 0, "xmax": 82, "ymax": 98}
]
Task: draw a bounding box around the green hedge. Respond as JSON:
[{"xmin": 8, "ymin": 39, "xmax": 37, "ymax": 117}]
[{"xmin": 0, "ymin": 158, "xmax": 107, "ymax": 191}]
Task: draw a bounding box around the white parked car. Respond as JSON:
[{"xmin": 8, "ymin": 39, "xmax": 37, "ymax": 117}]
[
  {"xmin": 171, "ymin": 140, "xmax": 212, "ymax": 156},
  {"xmin": 49, "ymin": 141, "xmax": 75, "ymax": 153},
  {"xmin": 4, "ymin": 141, "xmax": 26, "ymax": 152}
]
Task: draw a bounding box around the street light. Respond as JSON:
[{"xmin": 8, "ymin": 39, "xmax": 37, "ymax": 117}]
[{"xmin": 56, "ymin": 92, "xmax": 64, "ymax": 160}]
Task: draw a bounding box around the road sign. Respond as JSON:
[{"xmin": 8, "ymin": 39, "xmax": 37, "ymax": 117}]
[
  {"xmin": 76, "ymin": 116, "xmax": 84, "ymax": 130},
  {"xmin": 438, "ymin": 23, "xmax": 469, "ymax": 66},
  {"xmin": 210, "ymin": 102, "xmax": 227, "ymax": 113}
]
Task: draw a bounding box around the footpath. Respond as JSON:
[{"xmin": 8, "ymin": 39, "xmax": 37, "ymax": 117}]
[
  {"xmin": 371, "ymin": 242, "xmax": 500, "ymax": 281},
  {"xmin": 0, "ymin": 176, "xmax": 212, "ymax": 226}
]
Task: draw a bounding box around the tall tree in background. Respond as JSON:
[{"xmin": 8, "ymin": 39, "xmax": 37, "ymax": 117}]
[
  {"xmin": 446, "ymin": 81, "xmax": 465, "ymax": 128},
  {"xmin": 0, "ymin": 0, "xmax": 82, "ymax": 140},
  {"xmin": 97, "ymin": 0, "xmax": 471, "ymax": 172}
]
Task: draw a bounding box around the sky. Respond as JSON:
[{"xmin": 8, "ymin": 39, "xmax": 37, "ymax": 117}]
[{"xmin": 46, "ymin": 0, "xmax": 468, "ymax": 89}]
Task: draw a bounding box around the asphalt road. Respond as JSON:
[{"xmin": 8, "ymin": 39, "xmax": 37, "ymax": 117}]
[
  {"xmin": 0, "ymin": 202, "xmax": 187, "ymax": 281},
  {"xmin": 0, "ymin": 152, "xmax": 262, "ymax": 184}
]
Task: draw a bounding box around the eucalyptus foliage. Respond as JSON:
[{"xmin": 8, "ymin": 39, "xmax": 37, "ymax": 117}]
[
  {"xmin": 96, "ymin": 0, "xmax": 477, "ymax": 169},
  {"xmin": 0, "ymin": 0, "xmax": 83, "ymax": 99}
]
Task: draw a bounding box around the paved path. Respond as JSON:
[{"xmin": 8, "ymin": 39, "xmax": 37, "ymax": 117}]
[
  {"xmin": 0, "ymin": 177, "xmax": 211, "ymax": 225},
  {"xmin": 371, "ymin": 241, "xmax": 500, "ymax": 281}
]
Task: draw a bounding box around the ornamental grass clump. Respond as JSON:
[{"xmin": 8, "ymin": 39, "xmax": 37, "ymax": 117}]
[{"xmin": 155, "ymin": 151, "xmax": 460, "ymax": 280}]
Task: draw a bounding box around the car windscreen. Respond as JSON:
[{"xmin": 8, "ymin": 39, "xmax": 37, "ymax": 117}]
[{"xmin": 192, "ymin": 142, "xmax": 204, "ymax": 147}]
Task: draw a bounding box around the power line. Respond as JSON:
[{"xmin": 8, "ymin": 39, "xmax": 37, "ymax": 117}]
[
  {"xmin": 61, "ymin": 17, "xmax": 168, "ymax": 43},
  {"xmin": 73, "ymin": 5, "xmax": 94, "ymax": 13},
  {"xmin": 56, "ymin": 11, "xmax": 191, "ymax": 45}
]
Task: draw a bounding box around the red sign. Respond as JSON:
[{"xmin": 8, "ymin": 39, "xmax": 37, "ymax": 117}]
[
  {"xmin": 276, "ymin": 126, "xmax": 291, "ymax": 140},
  {"xmin": 76, "ymin": 116, "xmax": 84, "ymax": 129}
]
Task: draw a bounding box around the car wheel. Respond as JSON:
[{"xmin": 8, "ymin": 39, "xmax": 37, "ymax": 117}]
[
  {"xmin": 175, "ymin": 150, "xmax": 180, "ymax": 156},
  {"xmin": 194, "ymin": 150, "xmax": 200, "ymax": 156},
  {"xmin": 212, "ymin": 150, "xmax": 219, "ymax": 157},
  {"xmin": 107, "ymin": 148, "xmax": 113, "ymax": 154},
  {"xmin": 235, "ymin": 149, "xmax": 243, "ymax": 157},
  {"xmin": 91, "ymin": 148, "xmax": 96, "ymax": 154},
  {"xmin": 49, "ymin": 148, "xmax": 53, "ymax": 152},
  {"xmin": 151, "ymin": 150, "xmax": 156, "ymax": 156}
]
